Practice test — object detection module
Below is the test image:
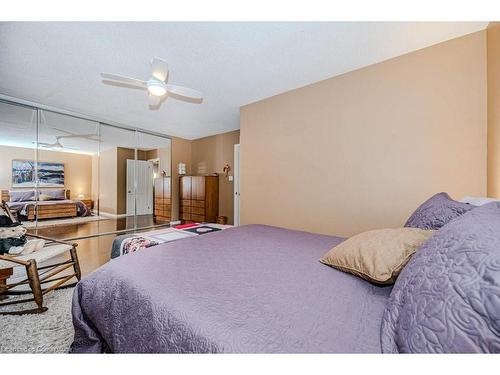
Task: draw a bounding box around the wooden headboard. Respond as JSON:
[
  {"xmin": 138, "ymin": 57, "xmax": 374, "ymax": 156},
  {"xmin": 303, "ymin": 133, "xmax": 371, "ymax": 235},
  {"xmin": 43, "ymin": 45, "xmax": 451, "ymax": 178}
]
[{"xmin": 1, "ymin": 189, "xmax": 70, "ymax": 202}]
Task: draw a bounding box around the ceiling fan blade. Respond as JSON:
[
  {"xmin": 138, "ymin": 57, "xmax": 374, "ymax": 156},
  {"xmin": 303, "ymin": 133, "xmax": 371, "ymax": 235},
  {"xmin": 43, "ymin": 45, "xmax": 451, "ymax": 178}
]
[
  {"xmin": 151, "ymin": 57, "xmax": 169, "ymax": 82},
  {"xmin": 148, "ymin": 94, "xmax": 161, "ymax": 106},
  {"xmin": 51, "ymin": 127, "xmax": 75, "ymax": 135},
  {"xmin": 60, "ymin": 146, "xmax": 81, "ymax": 151},
  {"xmin": 166, "ymin": 84, "xmax": 203, "ymax": 101},
  {"xmin": 148, "ymin": 93, "xmax": 167, "ymax": 110},
  {"xmin": 42, "ymin": 143, "xmax": 61, "ymax": 149},
  {"xmin": 80, "ymin": 135, "xmax": 101, "ymax": 142},
  {"xmin": 57, "ymin": 134, "xmax": 100, "ymax": 141},
  {"xmin": 33, "ymin": 140, "xmax": 49, "ymax": 146},
  {"xmin": 101, "ymin": 73, "xmax": 147, "ymax": 89}
]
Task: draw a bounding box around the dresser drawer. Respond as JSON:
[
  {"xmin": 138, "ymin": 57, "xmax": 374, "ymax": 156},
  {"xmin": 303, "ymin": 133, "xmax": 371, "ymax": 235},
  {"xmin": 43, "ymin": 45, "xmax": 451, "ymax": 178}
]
[
  {"xmin": 190, "ymin": 214, "xmax": 205, "ymax": 222},
  {"xmin": 155, "ymin": 216, "xmax": 171, "ymax": 223},
  {"xmin": 190, "ymin": 206, "xmax": 205, "ymax": 215},
  {"xmin": 155, "ymin": 208, "xmax": 171, "ymax": 216},
  {"xmin": 155, "ymin": 197, "xmax": 171, "ymax": 205},
  {"xmin": 155, "ymin": 202, "xmax": 171, "ymax": 210},
  {"xmin": 191, "ymin": 200, "xmax": 205, "ymax": 208}
]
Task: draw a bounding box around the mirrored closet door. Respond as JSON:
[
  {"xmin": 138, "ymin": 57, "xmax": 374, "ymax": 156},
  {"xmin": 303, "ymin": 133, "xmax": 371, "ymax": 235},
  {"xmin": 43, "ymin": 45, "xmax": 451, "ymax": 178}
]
[
  {"xmin": 136, "ymin": 131, "xmax": 172, "ymax": 230},
  {"xmin": 0, "ymin": 99, "xmax": 172, "ymax": 240},
  {"xmin": 0, "ymin": 101, "xmax": 37, "ymax": 228}
]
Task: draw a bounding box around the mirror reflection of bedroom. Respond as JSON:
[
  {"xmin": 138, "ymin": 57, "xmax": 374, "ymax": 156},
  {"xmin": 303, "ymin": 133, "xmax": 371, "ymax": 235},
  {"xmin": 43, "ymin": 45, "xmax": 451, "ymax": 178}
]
[{"xmin": 0, "ymin": 100, "xmax": 172, "ymax": 271}]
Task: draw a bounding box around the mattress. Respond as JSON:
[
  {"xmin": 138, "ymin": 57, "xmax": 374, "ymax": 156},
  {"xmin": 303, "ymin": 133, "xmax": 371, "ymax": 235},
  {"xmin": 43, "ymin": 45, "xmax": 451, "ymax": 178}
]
[{"xmin": 71, "ymin": 224, "xmax": 392, "ymax": 353}]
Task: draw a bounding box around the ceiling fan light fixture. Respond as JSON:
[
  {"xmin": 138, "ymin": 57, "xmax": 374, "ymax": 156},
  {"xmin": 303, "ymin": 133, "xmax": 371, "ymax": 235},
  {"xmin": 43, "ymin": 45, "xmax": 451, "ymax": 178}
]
[
  {"xmin": 147, "ymin": 81, "xmax": 167, "ymax": 97},
  {"xmin": 101, "ymin": 58, "xmax": 202, "ymax": 108}
]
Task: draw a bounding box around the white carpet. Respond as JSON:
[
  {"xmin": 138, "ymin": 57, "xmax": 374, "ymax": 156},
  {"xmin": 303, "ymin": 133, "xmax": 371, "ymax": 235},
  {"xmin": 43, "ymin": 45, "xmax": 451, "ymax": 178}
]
[
  {"xmin": 0, "ymin": 288, "xmax": 74, "ymax": 353},
  {"xmin": 22, "ymin": 215, "xmax": 107, "ymax": 229}
]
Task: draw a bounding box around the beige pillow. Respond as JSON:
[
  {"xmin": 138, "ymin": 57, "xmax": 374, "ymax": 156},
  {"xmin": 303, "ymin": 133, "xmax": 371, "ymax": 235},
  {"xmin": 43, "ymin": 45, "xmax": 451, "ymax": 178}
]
[
  {"xmin": 38, "ymin": 194, "xmax": 54, "ymax": 201},
  {"xmin": 320, "ymin": 228, "xmax": 434, "ymax": 285}
]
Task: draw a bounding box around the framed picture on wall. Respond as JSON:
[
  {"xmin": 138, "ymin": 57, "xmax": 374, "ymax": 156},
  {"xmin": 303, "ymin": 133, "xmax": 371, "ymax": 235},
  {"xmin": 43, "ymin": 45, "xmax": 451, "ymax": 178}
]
[{"xmin": 12, "ymin": 159, "xmax": 65, "ymax": 188}]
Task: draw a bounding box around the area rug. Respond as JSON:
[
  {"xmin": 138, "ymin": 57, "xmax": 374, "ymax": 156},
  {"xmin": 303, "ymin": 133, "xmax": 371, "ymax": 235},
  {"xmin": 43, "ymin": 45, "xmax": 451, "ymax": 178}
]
[
  {"xmin": 0, "ymin": 288, "xmax": 74, "ymax": 353},
  {"xmin": 22, "ymin": 215, "xmax": 108, "ymax": 229}
]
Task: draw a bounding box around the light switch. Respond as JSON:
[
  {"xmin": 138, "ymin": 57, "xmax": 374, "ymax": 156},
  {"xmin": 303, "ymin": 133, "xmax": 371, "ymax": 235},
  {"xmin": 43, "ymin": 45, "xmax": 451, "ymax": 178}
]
[{"xmin": 228, "ymin": 175, "xmax": 234, "ymax": 181}]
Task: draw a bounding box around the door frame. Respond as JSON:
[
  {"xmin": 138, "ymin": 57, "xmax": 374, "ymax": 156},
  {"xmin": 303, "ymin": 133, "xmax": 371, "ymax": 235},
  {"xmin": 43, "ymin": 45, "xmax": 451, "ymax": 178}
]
[{"xmin": 234, "ymin": 144, "xmax": 240, "ymax": 226}]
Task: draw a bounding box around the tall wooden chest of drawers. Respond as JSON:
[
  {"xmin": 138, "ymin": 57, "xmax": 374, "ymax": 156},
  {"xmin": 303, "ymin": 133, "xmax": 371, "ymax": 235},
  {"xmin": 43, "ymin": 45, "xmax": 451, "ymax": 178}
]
[{"xmin": 179, "ymin": 175, "xmax": 219, "ymax": 223}]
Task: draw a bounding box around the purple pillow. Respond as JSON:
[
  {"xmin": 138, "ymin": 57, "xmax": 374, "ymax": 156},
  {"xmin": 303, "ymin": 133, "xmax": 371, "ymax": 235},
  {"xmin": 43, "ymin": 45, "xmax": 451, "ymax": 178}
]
[
  {"xmin": 9, "ymin": 190, "xmax": 35, "ymax": 202},
  {"xmin": 39, "ymin": 189, "xmax": 65, "ymax": 200},
  {"xmin": 381, "ymin": 202, "xmax": 500, "ymax": 353},
  {"xmin": 404, "ymin": 192, "xmax": 475, "ymax": 230}
]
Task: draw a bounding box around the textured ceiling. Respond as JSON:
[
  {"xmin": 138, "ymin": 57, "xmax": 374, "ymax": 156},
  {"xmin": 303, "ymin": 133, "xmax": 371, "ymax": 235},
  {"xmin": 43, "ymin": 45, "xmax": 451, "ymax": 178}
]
[{"xmin": 0, "ymin": 22, "xmax": 488, "ymax": 139}]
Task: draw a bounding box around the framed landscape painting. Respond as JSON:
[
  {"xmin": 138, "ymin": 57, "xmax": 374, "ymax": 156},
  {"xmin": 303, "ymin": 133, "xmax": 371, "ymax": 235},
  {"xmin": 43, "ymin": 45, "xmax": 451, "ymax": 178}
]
[{"xmin": 12, "ymin": 160, "xmax": 65, "ymax": 188}]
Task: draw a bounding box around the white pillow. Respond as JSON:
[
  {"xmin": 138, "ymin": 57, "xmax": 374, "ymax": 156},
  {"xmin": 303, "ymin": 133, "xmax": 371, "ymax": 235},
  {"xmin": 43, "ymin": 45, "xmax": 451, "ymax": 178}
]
[{"xmin": 460, "ymin": 196, "xmax": 500, "ymax": 206}]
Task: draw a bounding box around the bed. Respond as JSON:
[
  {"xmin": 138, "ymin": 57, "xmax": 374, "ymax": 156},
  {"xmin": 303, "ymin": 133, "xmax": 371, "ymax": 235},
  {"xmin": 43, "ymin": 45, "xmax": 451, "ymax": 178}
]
[
  {"xmin": 71, "ymin": 224, "xmax": 391, "ymax": 353},
  {"xmin": 110, "ymin": 224, "xmax": 232, "ymax": 259},
  {"xmin": 1, "ymin": 189, "xmax": 91, "ymax": 220},
  {"xmin": 70, "ymin": 195, "xmax": 500, "ymax": 354}
]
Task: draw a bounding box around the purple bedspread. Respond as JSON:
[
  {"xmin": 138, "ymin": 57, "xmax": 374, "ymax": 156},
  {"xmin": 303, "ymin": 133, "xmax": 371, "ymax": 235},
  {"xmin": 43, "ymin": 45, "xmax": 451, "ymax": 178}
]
[{"xmin": 71, "ymin": 224, "xmax": 392, "ymax": 353}]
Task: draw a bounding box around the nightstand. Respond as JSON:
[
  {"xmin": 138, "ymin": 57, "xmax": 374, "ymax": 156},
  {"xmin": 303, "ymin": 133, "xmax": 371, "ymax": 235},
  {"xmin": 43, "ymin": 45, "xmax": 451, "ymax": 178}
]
[{"xmin": 80, "ymin": 199, "xmax": 94, "ymax": 210}]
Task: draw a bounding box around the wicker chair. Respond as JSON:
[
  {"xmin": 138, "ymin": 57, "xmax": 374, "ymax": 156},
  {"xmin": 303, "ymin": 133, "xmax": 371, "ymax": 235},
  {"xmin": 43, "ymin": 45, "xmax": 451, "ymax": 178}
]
[{"xmin": 0, "ymin": 234, "xmax": 81, "ymax": 315}]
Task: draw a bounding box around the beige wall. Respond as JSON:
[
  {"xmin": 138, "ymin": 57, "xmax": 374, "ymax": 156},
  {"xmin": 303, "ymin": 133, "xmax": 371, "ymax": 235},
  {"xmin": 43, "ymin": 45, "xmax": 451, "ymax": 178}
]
[
  {"xmin": 0, "ymin": 145, "xmax": 92, "ymax": 198},
  {"xmin": 171, "ymin": 137, "xmax": 193, "ymax": 221},
  {"xmin": 240, "ymin": 31, "xmax": 487, "ymax": 237},
  {"xmin": 487, "ymin": 22, "xmax": 500, "ymax": 197},
  {"xmin": 157, "ymin": 144, "xmax": 172, "ymax": 177},
  {"xmin": 192, "ymin": 130, "xmax": 240, "ymax": 224}
]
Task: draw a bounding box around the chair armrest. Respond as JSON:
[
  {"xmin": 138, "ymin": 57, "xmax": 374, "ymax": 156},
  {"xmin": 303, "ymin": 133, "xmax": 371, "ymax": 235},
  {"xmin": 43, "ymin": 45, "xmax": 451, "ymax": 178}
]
[
  {"xmin": 0, "ymin": 254, "xmax": 29, "ymax": 266},
  {"xmin": 26, "ymin": 233, "xmax": 77, "ymax": 248}
]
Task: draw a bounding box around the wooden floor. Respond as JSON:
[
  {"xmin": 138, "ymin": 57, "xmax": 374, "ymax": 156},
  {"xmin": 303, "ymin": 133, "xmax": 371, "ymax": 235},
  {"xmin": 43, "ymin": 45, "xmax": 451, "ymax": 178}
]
[
  {"xmin": 27, "ymin": 215, "xmax": 169, "ymax": 276},
  {"xmin": 27, "ymin": 214, "xmax": 160, "ymax": 240}
]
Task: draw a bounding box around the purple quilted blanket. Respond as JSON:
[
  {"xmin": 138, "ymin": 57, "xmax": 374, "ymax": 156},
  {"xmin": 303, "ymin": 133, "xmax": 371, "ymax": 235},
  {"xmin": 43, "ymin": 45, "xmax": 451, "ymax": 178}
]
[{"xmin": 70, "ymin": 224, "xmax": 391, "ymax": 353}]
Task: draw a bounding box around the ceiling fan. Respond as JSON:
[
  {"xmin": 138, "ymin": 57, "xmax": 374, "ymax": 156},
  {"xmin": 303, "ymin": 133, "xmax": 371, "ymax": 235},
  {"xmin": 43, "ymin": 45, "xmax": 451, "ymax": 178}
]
[
  {"xmin": 37, "ymin": 138, "xmax": 68, "ymax": 150},
  {"xmin": 101, "ymin": 57, "xmax": 203, "ymax": 109},
  {"xmin": 35, "ymin": 127, "xmax": 100, "ymax": 150}
]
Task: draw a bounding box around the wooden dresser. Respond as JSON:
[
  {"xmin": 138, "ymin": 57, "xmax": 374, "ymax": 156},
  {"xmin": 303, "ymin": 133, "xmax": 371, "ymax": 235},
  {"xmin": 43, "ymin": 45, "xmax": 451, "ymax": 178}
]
[
  {"xmin": 154, "ymin": 177, "xmax": 171, "ymax": 223},
  {"xmin": 179, "ymin": 175, "xmax": 219, "ymax": 223}
]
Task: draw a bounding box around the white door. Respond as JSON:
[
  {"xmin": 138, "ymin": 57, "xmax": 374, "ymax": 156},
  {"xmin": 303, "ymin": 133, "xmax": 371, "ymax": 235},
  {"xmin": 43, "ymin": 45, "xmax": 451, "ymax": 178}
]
[
  {"xmin": 126, "ymin": 160, "xmax": 154, "ymax": 216},
  {"xmin": 234, "ymin": 144, "xmax": 240, "ymax": 226}
]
